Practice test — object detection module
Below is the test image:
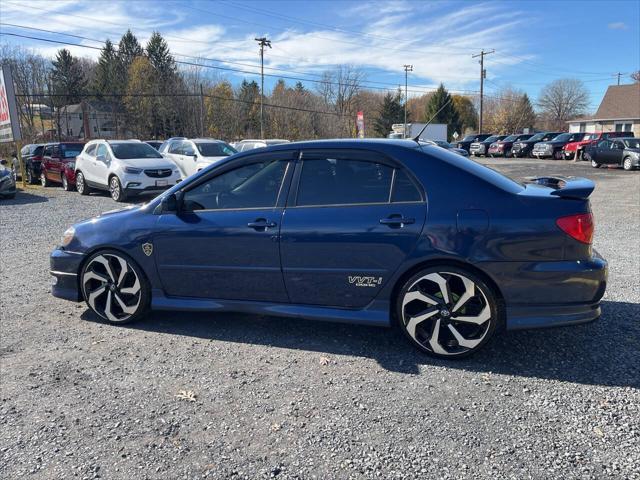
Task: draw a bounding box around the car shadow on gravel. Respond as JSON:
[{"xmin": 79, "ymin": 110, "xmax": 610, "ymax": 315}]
[
  {"xmin": 1, "ymin": 190, "xmax": 49, "ymax": 205},
  {"xmin": 81, "ymin": 299, "xmax": 639, "ymax": 387}
]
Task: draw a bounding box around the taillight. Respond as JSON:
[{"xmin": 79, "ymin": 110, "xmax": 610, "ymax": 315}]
[{"xmin": 556, "ymin": 213, "xmax": 594, "ymax": 244}]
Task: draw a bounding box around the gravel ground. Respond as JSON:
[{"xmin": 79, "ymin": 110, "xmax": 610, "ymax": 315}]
[{"xmin": 1, "ymin": 158, "xmax": 639, "ymax": 479}]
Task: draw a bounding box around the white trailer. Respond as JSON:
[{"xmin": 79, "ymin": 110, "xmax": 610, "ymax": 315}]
[{"xmin": 388, "ymin": 123, "xmax": 448, "ymax": 141}]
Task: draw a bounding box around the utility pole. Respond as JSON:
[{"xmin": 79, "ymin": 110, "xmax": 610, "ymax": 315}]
[
  {"xmin": 255, "ymin": 36, "xmax": 272, "ymax": 139},
  {"xmin": 472, "ymin": 49, "xmax": 494, "ymax": 133},
  {"xmin": 616, "ymin": 72, "xmax": 621, "ymax": 85},
  {"xmin": 199, "ymin": 83, "xmax": 204, "ymax": 137},
  {"xmin": 403, "ymin": 65, "xmax": 413, "ymax": 138}
]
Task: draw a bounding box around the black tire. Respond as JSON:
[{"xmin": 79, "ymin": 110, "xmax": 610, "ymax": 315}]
[
  {"xmin": 80, "ymin": 249, "xmax": 150, "ymax": 325},
  {"xmin": 109, "ymin": 175, "xmax": 127, "ymax": 202},
  {"xmin": 504, "ymin": 149, "xmax": 511, "ymax": 158},
  {"xmin": 622, "ymin": 157, "xmax": 634, "ymax": 171},
  {"xmin": 395, "ymin": 266, "xmax": 500, "ymax": 359},
  {"xmin": 76, "ymin": 171, "xmax": 91, "ymax": 195},
  {"xmin": 40, "ymin": 171, "xmax": 51, "ymax": 187},
  {"xmin": 591, "ymin": 159, "xmax": 601, "ymax": 169},
  {"xmin": 26, "ymin": 166, "xmax": 37, "ymax": 184},
  {"xmin": 61, "ymin": 174, "xmax": 74, "ymax": 191},
  {"xmin": 553, "ymin": 150, "xmax": 563, "ymax": 160}
]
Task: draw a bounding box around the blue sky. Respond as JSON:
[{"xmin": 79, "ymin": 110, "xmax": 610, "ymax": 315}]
[{"xmin": 1, "ymin": 0, "xmax": 638, "ymax": 112}]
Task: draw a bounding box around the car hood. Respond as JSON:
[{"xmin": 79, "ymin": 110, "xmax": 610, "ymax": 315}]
[
  {"xmin": 119, "ymin": 157, "xmax": 176, "ymax": 168},
  {"xmin": 626, "ymin": 148, "xmax": 640, "ymax": 153}
]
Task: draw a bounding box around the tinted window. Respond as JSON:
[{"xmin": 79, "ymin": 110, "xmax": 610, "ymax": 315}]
[
  {"xmin": 528, "ymin": 133, "xmax": 545, "ymax": 141},
  {"xmin": 183, "ymin": 160, "xmax": 287, "ymax": 211},
  {"xmin": 43, "ymin": 145, "xmax": 53, "ymax": 156},
  {"xmin": 462, "ymin": 135, "xmax": 477, "ymax": 141},
  {"xmin": 85, "ymin": 144, "xmax": 97, "ymax": 156},
  {"xmin": 196, "ymin": 142, "xmax": 236, "ymax": 156},
  {"xmin": 516, "ymin": 134, "xmax": 532, "ymax": 140},
  {"xmin": 623, "ymin": 139, "xmax": 640, "ymax": 149},
  {"xmin": 392, "ymin": 169, "xmax": 422, "ymax": 202},
  {"xmin": 60, "ymin": 143, "xmax": 83, "ymax": 158},
  {"xmin": 503, "ymin": 135, "xmax": 518, "ymax": 142},
  {"xmin": 552, "ymin": 133, "xmax": 571, "ymax": 142},
  {"xmin": 168, "ymin": 141, "xmax": 182, "ymax": 154},
  {"xmin": 597, "ymin": 140, "xmax": 609, "ymax": 148},
  {"xmin": 484, "ymin": 136, "xmax": 499, "ymax": 142},
  {"xmin": 297, "ymin": 158, "xmax": 393, "ymax": 206},
  {"xmin": 110, "ymin": 143, "xmax": 162, "ymax": 159}
]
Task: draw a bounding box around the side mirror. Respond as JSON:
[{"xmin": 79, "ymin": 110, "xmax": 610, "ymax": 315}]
[{"xmin": 161, "ymin": 191, "xmax": 183, "ymax": 214}]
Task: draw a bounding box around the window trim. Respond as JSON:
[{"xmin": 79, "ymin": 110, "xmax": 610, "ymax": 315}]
[{"xmin": 288, "ymin": 149, "xmax": 425, "ymax": 209}]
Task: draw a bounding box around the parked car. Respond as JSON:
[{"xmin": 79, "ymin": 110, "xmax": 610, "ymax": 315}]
[
  {"xmin": 469, "ymin": 135, "xmax": 508, "ymax": 156},
  {"xmin": 20, "ymin": 144, "xmax": 44, "ymax": 184},
  {"xmin": 456, "ymin": 134, "xmax": 493, "ymax": 153},
  {"xmin": 0, "ymin": 159, "xmax": 17, "ymax": 199},
  {"xmin": 584, "ymin": 137, "xmax": 640, "ymax": 170},
  {"xmin": 39, "ymin": 142, "xmax": 85, "ymax": 191},
  {"xmin": 144, "ymin": 140, "xmax": 163, "ymax": 151},
  {"xmin": 234, "ymin": 139, "xmax": 291, "ymax": 152},
  {"xmin": 512, "ymin": 132, "xmax": 564, "ymax": 158},
  {"xmin": 164, "ymin": 138, "xmax": 237, "ymax": 178},
  {"xmin": 563, "ymin": 131, "xmax": 630, "ymax": 160},
  {"xmin": 532, "ymin": 132, "xmax": 586, "ymax": 160},
  {"xmin": 74, "ymin": 140, "xmax": 182, "ymax": 202},
  {"xmin": 422, "ymin": 139, "xmax": 469, "ymax": 156},
  {"xmin": 487, "ymin": 134, "xmax": 533, "ymax": 158},
  {"xmin": 50, "ymin": 139, "xmax": 607, "ymax": 359},
  {"xmin": 158, "ymin": 137, "xmax": 187, "ymax": 154}
]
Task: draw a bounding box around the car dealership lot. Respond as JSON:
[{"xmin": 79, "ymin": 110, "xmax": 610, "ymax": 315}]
[{"xmin": 1, "ymin": 158, "xmax": 638, "ymax": 479}]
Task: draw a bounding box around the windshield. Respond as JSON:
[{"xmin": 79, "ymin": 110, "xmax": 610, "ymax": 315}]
[
  {"xmin": 110, "ymin": 143, "xmax": 163, "ymax": 159},
  {"xmin": 552, "ymin": 133, "xmax": 571, "ymax": 142},
  {"xmin": 462, "ymin": 135, "xmax": 476, "ymax": 141},
  {"xmin": 60, "ymin": 143, "xmax": 83, "ymax": 158},
  {"xmin": 196, "ymin": 142, "xmax": 237, "ymax": 157},
  {"xmin": 503, "ymin": 135, "xmax": 518, "ymax": 142},
  {"xmin": 584, "ymin": 134, "xmax": 597, "ymax": 140},
  {"xmin": 484, "ymin": 136, "xmax": 499, "ymax": 143},
  {"xmin": 528, "ymin": 133, "xmax": 545, "ymax": 141},
  {"xmin": 623, "ymin": 139, "xmax": 640, "ymax": 149}
]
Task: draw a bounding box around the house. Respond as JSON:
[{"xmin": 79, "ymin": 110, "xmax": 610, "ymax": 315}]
[
  {"xmin": 57, "ymin": 101, "xmax": 124, "ymax": 139},
  {"xmin": 567, "ymin": 84, "xmax": 640, "ymax": 137}
]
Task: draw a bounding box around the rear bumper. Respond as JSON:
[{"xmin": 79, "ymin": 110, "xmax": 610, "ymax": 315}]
[
  {"xmin": 50, "ymin": 248, "xmax": 84, "ymax": 301},
  {"xmin": 477, "ymin": 251, "xmax": 608, "ymax": 330}
]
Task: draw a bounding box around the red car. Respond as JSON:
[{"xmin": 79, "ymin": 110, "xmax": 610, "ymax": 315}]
[
  {"xmin": 563, "ymin": 131, "xmax": 629, "ymax": 160},
  {"xmin": 39, "ymin": 142, "xmax": 85, "ymax": 191},
  {"xmin": 488, "ymin": 133, "xmax": 533, "ymax": 157}
]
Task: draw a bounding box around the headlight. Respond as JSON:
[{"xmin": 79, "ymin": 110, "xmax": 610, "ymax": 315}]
[
  {"xmin": 125, "ymin": 167, "xmax": 142, "ymax": 174},
  {"xmin": 61, "ymin": 227, "xmax": 75, "ymax": 247}
]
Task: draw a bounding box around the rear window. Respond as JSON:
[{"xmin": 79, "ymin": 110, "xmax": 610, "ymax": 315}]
[
  {"xmin": 196, "ymin": 142, "xmax": 237, "ymax": 157},
  {"xmin": 110, "ymin": 143, "xmax": 163, "ymax": 159},
  {"xmin": 60, "ymin": 143, "xmax": 83, "ymax": 158}
]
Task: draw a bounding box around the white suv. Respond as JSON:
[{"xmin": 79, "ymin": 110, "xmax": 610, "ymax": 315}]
[
  {"xmin": 75, "ymin": 140, "xmax": 181, "ymax": 202},
  {"xmin": 164, "ymin": 139, "xmax": 237, "ymax": 178}
]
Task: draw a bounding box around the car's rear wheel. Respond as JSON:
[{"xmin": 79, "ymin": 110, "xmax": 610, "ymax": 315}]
[
  {"xmin": 81, "ymin": 250, "xmax": 150, "ymax": 324},
  {"xmin": 26, "ymin": 166, "xmax": 36, "ymax": 184},
  {"xmin": 553, "ymin": 150, "xmax": 563, "ymax": 160},
  {"xmin": 396, "ymin": 266, "xmax": 499, "ymax": 358},
  {"xmin": 623, "ymin": 157, "xmax": 634, "ymax": 171},
  {"xmin": 76, "ymin": 171, "xmax": 91, "ymax": 195},
  {"xmin": 591, "ymin": 159, "xmax": 601, "ymax": 169},
  {"xmin": 109, "ymin": 175, "xmax": 127, "ymax": 202},
  {"xmin": 40, "ymin": 171, "xmax": 50, "ymax": 187}
]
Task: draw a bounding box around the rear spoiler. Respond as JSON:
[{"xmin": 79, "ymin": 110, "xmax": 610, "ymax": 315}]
[{"xmin": 525, "ymin": 176, "xmax": 595, "ymax": 200}]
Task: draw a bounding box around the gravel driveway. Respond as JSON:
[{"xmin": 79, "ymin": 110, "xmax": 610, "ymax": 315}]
[{"xmin": 1, "ymin": 158, "xmax": 639, "ymax": 479}]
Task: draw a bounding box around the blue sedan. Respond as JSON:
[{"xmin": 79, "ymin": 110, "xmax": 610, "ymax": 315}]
[{"xmin": 50, "ymin": 139, "xmax": 607, "ymax": 358}]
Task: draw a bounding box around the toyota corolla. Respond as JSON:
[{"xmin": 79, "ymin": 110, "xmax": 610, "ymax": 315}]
[{"xmin": 50, "ymin": 140, "xmax": 607, "ymax": 358}]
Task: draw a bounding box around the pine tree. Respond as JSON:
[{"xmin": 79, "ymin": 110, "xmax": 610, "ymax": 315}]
[
  {"xmin": 50, "ymin": 49, "xmax": 87, "ymax": 105},
  {"xmin": 516, "ymin": 93, "xmax": 536, "ymax": 131},
  {"xmin": 237, "ymin": 80, "xmax": 260, "ymax": 137},
  {"xmin": 94, "ymin": 39, "xmax": 118, "ymax": 97},
  {"xmin": 146, "ymin": 32, "xmax": 176, "ymax": 77},
  {"xmin": 373, "ymin": 90, "xmax": 404, "ymax": 138},
  {"xmin": 118, "ymin": 30, "xmax": 144, "ymax": 72},
  {"xmin": 424, "ymin": 83, "xmax": 459, "ymax": 140}
]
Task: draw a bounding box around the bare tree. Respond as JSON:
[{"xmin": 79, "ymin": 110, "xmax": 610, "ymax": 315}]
[
  {"xmin": 631, "ymin": 71, "xmax": 640, "ymax": 83},
  {"xmin": 316, "ymin": 65, "xmax": 365, "ymax": 136},
  {"xmin": 537, "ymin": 78, "xmax": 589, "ymax": 130}
]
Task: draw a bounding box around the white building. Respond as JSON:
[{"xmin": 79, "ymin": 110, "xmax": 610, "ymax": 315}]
[{"xmin": 57, "ymin": 102, "xmax": 121, "ymax": 139}]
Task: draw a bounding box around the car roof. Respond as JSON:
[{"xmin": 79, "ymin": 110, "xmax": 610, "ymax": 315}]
[
  {"xmin": 190, "ymin": 138, "xmax": 226, "ymax": 143},
  {"xmin": 254, "ymin": 138, "xmax": 422, "ymax": 151}
]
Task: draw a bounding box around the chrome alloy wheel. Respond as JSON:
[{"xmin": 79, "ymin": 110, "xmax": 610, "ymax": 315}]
[
  {"xmin": 82, "ymin": 253, "xmax": 142, "ymax": 323},
  {"xmin": 401, "ymin": 271, "xmax": 494, "ymax": 357}
]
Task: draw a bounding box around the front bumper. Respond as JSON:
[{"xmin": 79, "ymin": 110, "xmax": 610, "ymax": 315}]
[
  {"xmin": 0, "ymin": 176, "xmax": 17, "ymax": 196},
  {"xmin": 470, "ymin": 145, "xmax": 486, "ymax": 155},
  {"xmin": 123, "ymin": 184, "xmax": 175, "ymax": 197},
  {"xmin": 478, "ymin": 251, "xmax": 608, "ymax": 330},
  {"xmin": 50, "ymin": 248, "xmax": 85, "ymax": 301}
]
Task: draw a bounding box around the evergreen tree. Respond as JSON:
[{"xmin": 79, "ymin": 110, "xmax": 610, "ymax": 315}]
[
  {"xmin": 237, "ymin": 80, "xmax": 260, "ymax": 137},
  {"xmin": 117, "ymin": 30, "xmax": 144, "ymax": 72},
  {"xmin": 50, "ymin": 49, "xmax": 87, "ymax": 105},
  {"xmin": 93, "ymin": 39, "xmax": 118, "ymax": 97},
  {"xmin": 516, "ymin": 93, "xmax": 536, "ymax": 131},
  {"xmin": 424, "ymin": 83, "xmax": 459, "ymax": 140},
  {"xmin": 373, "ymin": 90, "xmax": 404, "ymax": 138},
  {"xmin": 146, "ymin": 32, "xmax": 176, "ymax": 76}
]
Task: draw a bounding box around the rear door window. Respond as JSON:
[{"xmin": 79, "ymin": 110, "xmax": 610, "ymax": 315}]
[
  {"xmin": 392, "ymin": 169, "xmax": 422, "ymax": 202},
  {"xmin": 85, "ymin": 144, "xmax": 97, "ymax": 157},
  {"xmin": 296, "ymin": 152, "xmax": 393, "ymax": 206}
]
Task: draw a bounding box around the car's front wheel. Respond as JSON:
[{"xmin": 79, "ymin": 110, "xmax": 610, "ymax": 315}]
[
  {"xmin": 40, "ymin": 171, "xmax": 50, "ymax": 187},
  {"xmin": 622, "ymin": 157, "xmax": 634, "ymax": 171},
  {"xmin": 76, "ymin": 171, "xmax": 91, "ymax": 195},
  {"xmin": 61, "ymin": 174, "xmax": 74, "ymax": 191},
  {"xmin": 396, "ymin": 266, "xmax": 499, "ymax": 358},
  {"xmin": 81, "ymin": 250, "xmax": 150, "ymax": 324},
  {"xmin": 109, "ymin": 176, "xmax": 127, "ymax": 202}
]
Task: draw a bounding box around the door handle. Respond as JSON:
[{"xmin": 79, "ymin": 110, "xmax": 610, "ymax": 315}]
[
  {"xmin": 380, "ymin": 215, "xmax": 415, "ymax": 227},
  {"xmin": 247, "ymin": 218, "xmax": 277, "ymax": 230}
]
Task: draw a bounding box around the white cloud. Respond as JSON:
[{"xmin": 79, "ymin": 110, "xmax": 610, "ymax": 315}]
[{"xmin": 607, "ymin": 22, "xmax": 627, "ymax": 30}]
